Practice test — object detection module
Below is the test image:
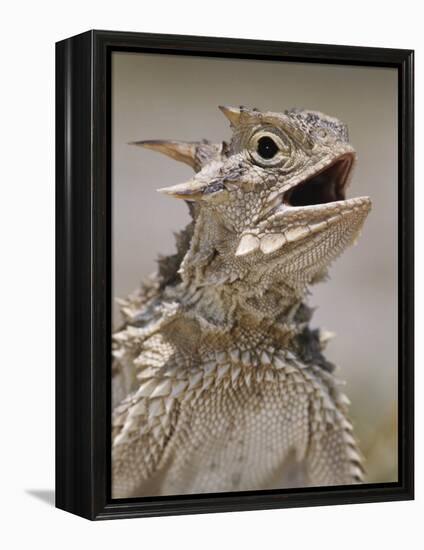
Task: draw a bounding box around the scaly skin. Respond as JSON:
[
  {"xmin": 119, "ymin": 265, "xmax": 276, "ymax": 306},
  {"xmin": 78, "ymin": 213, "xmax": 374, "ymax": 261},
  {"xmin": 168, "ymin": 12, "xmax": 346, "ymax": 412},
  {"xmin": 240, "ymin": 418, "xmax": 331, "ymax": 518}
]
[{"xmin": 111, "ymin": 106, "xmax": 371, "ymax": 498}]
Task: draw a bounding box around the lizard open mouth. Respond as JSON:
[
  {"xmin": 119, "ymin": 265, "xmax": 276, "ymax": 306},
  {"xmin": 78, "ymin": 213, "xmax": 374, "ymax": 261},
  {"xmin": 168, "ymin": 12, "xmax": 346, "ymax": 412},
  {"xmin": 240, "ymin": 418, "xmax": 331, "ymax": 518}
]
[{"xmin": 283, "ymin": 153, "xmax": 354, "ymax": 207}]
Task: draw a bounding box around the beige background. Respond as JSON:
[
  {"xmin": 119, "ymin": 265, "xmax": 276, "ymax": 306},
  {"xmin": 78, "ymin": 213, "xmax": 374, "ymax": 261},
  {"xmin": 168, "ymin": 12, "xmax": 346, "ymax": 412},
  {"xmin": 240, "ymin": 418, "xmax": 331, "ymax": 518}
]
[{"xmin": 112, "ymin": 52, "xmax": 398, "ymax": 483}]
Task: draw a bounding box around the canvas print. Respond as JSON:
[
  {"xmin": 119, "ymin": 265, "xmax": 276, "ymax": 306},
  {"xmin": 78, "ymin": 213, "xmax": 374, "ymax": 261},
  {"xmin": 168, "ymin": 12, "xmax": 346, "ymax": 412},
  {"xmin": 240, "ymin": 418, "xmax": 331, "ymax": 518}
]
[{"xmin": 111, "ymin": 54, "xmax": 398, "ymax": 498}]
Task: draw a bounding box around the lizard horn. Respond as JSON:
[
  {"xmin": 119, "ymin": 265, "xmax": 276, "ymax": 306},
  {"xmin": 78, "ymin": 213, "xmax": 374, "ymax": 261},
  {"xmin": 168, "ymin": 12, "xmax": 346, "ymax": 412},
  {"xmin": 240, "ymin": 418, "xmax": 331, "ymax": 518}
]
[
  {"xmin": 218, "ymin": 105, "xmax": 242, "ymax": 127},
  {"xmin": 157, "ymin": 179, "xmax": 206, "ymax": 201},
  {"xmin": 130, "ymin": 140, "xmax": 197, "ymax": 169}
]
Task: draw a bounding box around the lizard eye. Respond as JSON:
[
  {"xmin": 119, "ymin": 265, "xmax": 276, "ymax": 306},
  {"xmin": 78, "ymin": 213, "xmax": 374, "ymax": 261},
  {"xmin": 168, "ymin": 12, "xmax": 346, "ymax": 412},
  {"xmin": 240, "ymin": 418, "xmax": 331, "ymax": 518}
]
[
  {"xmin": 249, "ymin": 130, "xmax": 290, "ymax": 167},
  {"xmin": 257, "ymin": 136, "xmax": 279, "ymax": 159}
]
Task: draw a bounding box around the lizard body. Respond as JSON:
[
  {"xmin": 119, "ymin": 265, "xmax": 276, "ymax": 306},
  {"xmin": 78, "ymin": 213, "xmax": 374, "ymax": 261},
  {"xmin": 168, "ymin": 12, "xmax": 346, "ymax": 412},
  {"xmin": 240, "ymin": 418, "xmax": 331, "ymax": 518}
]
[{"xmin": 112, "ymin": 106, "xmax": 371, "ymax": 498}]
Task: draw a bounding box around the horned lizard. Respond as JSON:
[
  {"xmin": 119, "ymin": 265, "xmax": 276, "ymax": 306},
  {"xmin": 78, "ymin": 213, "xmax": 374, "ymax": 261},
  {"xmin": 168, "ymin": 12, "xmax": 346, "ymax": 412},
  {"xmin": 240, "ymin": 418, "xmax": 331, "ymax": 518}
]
[{"xmin": 111, "ymin": 105, "xmax": 371, "ymax": 498}]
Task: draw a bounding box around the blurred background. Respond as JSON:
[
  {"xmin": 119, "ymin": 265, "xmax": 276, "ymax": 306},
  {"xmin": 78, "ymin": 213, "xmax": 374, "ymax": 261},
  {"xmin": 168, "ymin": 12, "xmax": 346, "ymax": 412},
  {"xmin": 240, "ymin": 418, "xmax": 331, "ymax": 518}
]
[{"xmin": 112, "ymin": 52, "xmax": 398, "ymax": 483}]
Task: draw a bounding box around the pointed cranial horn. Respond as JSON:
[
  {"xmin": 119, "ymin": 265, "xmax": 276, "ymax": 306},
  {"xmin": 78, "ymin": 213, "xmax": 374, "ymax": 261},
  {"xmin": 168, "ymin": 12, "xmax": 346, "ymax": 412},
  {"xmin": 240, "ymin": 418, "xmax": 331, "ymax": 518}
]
[
  {"xmin": 218, "ymin": 105, "xmax": 243, "ymax": 127},
  {"xmin": 130, "ymin": 140, "xmax": 197, "ymax": 169},
  {"xmin": 157, "ymin": 179, "xmax": 206, "ymax": 201}
]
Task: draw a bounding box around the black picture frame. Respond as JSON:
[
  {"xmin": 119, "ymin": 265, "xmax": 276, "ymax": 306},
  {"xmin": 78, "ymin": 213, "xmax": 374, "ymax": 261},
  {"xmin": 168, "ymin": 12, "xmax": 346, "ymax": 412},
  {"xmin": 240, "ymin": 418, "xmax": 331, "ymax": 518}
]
[{"xmin": 55, "ymin": 30, "xmax": 414, "ymax": 520}]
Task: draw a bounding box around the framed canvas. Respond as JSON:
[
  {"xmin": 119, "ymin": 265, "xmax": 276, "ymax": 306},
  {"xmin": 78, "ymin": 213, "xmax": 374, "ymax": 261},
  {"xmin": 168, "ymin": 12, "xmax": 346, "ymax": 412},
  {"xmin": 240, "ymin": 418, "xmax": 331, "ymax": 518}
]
[{"xmin": 56, "ymin": 30, "xmax": 414, "ymax": 520}]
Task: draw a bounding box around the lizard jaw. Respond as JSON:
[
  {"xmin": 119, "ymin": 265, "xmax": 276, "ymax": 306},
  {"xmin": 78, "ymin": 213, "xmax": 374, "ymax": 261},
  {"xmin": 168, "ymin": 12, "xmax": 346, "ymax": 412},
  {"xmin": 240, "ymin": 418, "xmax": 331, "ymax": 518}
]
[
  {"xmin": 235, "ymin": 196, "xmax": 371, "ymax": 257},
  {"xmin": 235, "ymin": 152, "xmax": 371, "ymax": 258}
]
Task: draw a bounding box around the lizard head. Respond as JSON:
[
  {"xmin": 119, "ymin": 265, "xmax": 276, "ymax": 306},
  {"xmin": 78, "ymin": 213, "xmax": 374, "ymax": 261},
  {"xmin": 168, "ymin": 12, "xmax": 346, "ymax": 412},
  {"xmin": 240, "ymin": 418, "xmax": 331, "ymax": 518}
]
[{"xmin": 133, "ymin": 106, "xmax": 371, "ymax": 301}]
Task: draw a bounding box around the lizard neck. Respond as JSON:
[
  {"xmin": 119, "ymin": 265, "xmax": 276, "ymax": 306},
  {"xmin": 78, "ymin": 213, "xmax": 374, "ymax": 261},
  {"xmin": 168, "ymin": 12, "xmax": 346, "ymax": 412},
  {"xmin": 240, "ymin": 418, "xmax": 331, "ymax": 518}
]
[
  {"xmin": 174, "ymin": 210, "xmax": 309, "ymax": 324},
  {"xmin": 160, "ymin": 281, "xmax": 321, "ymax": 363},
  {"xmin": 165, "ymin": 278, "xmax": 307, "ymax": 335},
  {"xmin": 157, "ymin": 214, "xmax": 315, "ymax": 338}
]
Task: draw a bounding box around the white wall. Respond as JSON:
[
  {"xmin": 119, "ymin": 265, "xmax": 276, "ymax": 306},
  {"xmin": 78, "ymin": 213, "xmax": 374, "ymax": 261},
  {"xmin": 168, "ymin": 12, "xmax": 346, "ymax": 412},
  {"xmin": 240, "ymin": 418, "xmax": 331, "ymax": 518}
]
[{"xmin": 0, "ymin": 1, "xmax": 421, "ymax": 548}]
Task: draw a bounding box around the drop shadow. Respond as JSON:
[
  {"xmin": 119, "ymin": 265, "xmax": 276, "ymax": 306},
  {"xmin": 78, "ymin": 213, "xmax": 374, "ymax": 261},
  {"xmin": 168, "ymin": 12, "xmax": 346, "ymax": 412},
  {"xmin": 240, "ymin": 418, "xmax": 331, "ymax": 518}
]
[{"xmin": 26, "ymin": 489, "xmax": 55, "ymax": 507}]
